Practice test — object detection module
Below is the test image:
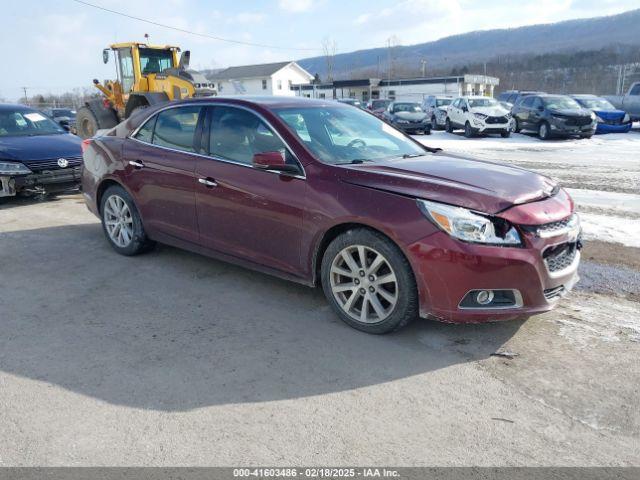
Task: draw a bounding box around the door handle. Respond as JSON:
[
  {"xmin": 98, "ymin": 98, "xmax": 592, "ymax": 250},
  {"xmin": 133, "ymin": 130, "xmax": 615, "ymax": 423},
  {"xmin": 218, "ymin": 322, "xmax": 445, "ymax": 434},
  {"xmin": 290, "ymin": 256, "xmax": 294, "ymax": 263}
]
[
  {"xmin": 129, "ymin": 160, "xmax": 145, "ymax": 169},
  {"xmin": 198, "ymin": 177, "xmax": 218, "ymax": 188}
]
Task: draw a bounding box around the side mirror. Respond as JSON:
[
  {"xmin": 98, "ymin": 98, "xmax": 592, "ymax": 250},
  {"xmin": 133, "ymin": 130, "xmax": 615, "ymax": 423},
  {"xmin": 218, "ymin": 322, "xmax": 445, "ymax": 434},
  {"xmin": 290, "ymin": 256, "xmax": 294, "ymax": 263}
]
[
  {"xmin": 252, "ymin": 151, "xmax": 300, "ymax": 174},
  {"xmin": 102, "ymin": 49, "xmax": 110, "ymax": 64},
  {"xmin": 462, "ymin": 106, "xmax": 468, "ymax": 112},
  {"xmin": 537, "ymin": 105, "xmax": 545, "ymax": 112},
  {"xmin": 179, "ymin": 50, "xmax": 191, "ymax": 70}
]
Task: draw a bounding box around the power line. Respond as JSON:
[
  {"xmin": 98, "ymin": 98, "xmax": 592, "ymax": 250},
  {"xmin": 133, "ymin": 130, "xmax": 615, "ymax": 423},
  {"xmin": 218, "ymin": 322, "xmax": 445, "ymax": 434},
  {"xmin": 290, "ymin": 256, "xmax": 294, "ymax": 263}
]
[{"xmin": 70, "ymin": 0, "xmax": 322, "ymax": 52}]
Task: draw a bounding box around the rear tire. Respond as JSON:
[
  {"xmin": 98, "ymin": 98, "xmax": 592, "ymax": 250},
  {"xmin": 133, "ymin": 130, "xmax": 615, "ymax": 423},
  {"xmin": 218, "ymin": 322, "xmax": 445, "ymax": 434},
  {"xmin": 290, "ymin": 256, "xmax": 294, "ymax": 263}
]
[
  {"xmin": 100, "ymin": 185, "xmax": 154, "ymax": 256},
  {"xmin": 76, "ymin": 106, "xmax": 99, "ymax": 139},
  {"xmin": 538, "ymin": 121, "xmax": 551, "ymax": 140},
  {"xmin": 321, "ymin": 228, "xmax": 418, "ymax": 334}
]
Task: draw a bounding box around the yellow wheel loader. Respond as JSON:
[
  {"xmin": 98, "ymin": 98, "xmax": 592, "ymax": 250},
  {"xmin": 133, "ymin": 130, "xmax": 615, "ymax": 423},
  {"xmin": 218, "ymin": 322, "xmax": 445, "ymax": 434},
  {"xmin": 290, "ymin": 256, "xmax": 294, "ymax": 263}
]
[{"xmin": 76, "ymin": 42, "xmax": 216, "ymax": 139}]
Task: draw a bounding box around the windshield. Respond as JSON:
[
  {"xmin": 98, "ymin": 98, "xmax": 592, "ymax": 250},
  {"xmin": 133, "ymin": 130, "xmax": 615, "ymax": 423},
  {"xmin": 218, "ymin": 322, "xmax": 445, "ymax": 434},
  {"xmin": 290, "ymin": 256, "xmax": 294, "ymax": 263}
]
[
  {"xmin": 371, "ymin": 100, "xmax": 390, "ymax": 109},
  {"xmin": 436, "ymin": 98, "xmax": 452, "ymax": 107},
  {"xmin": 0, "ymin": 109, "xmax": 65, "ymax": 137},
  {"xmin": 139, "ymin": 48, "xmax": 174, "ymax": 75},
  {"xmin": 575, "ymin": 97, "xmax": 615, "ymax": 110},
  {"xmin": 543, "ymin": 96, "xmax": 581, "ymax": 110},
  {"xmin": 393, "ymin": 103, "xmax": 423, "ymax": 113},
  {"xmin": 52, "ymin": 109, "xmax": 76, "ymax": 118},
  {"xmin": 468, "ymin": 98, "xmax": 499, "ymax": 108},
  {"xmin": 275, "ymin": 106, "xmax": 427, "ymax": 164}
]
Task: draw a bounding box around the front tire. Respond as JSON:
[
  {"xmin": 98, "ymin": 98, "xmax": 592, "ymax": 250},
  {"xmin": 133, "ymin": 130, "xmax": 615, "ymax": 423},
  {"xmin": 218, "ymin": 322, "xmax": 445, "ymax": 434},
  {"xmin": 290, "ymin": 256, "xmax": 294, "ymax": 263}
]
[
  {"xmin": 100, "ymin": 185, "xmax": 154, "ymax": 256},
  {"xmin": 321, "ymin": 229, "xmax": 418, "ymax": 334},
  {"xmin": 538, "ymin": 121, "xmax": 551, "ymax": 140},
  {"xmin": 431, "ymin": 116, "xmax": 438, "ymax": 130},
  {"xmin": 501, "ymin": 130, "xmax": 511, "ymax": 138},
  {"xmin": 464, "ymin": 121, "xmax": 475, "ymax": 138},
  {"xmin": 76, "ymin": 106, "xmax": 99, "ymax": 139}
]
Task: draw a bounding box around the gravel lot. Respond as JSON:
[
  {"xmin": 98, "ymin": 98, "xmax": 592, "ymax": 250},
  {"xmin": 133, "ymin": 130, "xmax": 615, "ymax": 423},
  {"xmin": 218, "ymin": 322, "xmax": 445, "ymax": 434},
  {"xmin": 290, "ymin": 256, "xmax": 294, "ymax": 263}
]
[{"xmin": 0, "ymin": 131, "xmax": 639, "ymax": 466}]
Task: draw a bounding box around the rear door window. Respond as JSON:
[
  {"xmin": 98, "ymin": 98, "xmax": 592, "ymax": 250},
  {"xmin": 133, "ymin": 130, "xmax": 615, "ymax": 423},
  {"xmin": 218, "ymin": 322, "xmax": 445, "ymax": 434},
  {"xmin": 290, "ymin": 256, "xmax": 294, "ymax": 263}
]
[
  {"xmin": 630, "ymin": 84, "xmax": 640, "ymax": 96},
  {"xmin": 151, "ymin": 106, "xmax": 203, "ymax": 153}
]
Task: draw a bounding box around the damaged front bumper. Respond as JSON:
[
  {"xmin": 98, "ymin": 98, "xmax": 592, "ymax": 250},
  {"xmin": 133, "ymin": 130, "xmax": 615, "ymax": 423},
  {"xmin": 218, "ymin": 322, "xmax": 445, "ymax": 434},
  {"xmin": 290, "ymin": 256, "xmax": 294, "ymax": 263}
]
[{"xmin": 1, "ymin": 166, "xmax": 83, "ymax": 197}]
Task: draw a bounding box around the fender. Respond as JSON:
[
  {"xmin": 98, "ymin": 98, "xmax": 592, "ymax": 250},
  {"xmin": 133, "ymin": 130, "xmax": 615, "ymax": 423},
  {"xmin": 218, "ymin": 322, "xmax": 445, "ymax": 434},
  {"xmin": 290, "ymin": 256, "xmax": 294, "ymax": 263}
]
[{"xmin": 125, "ymin": 92, "xmax": 170, "ymax": 118}]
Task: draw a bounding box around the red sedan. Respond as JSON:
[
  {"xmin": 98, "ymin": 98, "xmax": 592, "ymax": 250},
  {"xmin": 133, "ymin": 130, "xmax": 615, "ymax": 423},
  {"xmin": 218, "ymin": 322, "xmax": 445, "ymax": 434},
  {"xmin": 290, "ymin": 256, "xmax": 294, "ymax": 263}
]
[{"xmin": 82, "ymin": 96, "xmax": 581, "ymax": 334}]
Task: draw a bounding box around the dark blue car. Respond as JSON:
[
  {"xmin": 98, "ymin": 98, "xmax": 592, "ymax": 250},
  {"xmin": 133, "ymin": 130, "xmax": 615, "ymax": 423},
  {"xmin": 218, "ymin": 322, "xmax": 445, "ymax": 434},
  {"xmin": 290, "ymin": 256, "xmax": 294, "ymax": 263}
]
[
  {"xmin": 0, "ymin": 103, "xmax": 83, "ymax": 198},
  {"xmin": 571, "ymin": 95, "xmax": 632, "ymax": 134}
]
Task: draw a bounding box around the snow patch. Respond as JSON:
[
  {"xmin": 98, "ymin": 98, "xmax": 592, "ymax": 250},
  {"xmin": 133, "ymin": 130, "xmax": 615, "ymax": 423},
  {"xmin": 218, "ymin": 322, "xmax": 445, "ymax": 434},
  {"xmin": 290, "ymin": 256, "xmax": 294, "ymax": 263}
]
[{"xmin": 579, "ymin": 212, "xmax": 640, "ymax": 248}]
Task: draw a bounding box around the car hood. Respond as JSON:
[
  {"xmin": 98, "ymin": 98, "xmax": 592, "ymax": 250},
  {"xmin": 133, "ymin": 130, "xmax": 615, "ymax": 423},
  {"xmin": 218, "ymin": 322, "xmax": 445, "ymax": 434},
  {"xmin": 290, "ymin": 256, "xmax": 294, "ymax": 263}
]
[
  {"xmin": 592, "ymin": 109, "xmax": 626, "ymax": 119},
  {"xmin": 394, "ymin": 111, "xmax": 428, "ymax": 121},
  {"xmin": 0, "ymin": 133, "xmax": 82, "ymax": 162},
  {"xmin": 470, "ymin": 106, "xmax": 510, "ymax": 116},
  {"xmin": 549, "ymin": 108, "xmax": 592, "ymax": 118},
  {"xmin": 337, "ymin": 152, "xmax": 558, "ymax": 214}
]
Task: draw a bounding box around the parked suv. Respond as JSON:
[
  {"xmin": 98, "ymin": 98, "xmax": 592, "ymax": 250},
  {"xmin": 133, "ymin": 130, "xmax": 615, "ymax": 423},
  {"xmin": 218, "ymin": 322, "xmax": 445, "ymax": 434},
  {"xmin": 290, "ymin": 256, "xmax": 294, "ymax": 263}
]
[
  {"xmin": 445, "ymin": 96, "xmax": 511, "ymax": 138},
  {"xmin": 82, "ymin": 97, "xmax": 580, "ymax": 334},
  {"xmin": 421, "ymin": 95, "xmax": 453, "ymax": 130},
  {"xmin": 511, "ymin": 94, "xmax": 597, "ymax": 140}
]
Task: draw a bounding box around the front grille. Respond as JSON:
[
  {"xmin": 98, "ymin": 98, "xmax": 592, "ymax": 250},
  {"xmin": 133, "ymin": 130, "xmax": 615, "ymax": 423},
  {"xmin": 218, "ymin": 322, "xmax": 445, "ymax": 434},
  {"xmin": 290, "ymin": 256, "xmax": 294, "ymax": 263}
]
[
  {"xmin": 538, "ymin": 216, "xmax": 572, "ymax": 236},
  {"xmin": 486, "ymin": 116, "xmax": 508, "ymax": 124},
  {"xmin": 543, "ymin": 242, "xmax": 578, "ymax": 273},
  {"xmin": 565, "ymin": 116, "xmax": 592, "ymax": 127},
  {"xmin": 22, "ymin": 156, "xmax": 83, "ymax": 172},
  {"xmin": 544, "ymin": 285, "xmax": 566, "ymax": 300}
]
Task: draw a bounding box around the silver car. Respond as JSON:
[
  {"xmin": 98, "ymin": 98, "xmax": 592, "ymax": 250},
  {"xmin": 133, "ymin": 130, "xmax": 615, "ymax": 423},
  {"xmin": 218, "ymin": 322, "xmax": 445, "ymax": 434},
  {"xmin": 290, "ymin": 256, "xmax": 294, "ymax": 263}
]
[{"xmin": 422, "ymin": 95, "xmax": 453, "ymax": 130}]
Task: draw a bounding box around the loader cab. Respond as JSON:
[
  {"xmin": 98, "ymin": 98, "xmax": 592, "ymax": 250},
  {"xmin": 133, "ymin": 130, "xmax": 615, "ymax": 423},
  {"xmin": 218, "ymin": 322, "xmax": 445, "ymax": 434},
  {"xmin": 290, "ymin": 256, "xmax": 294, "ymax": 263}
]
[{"xmin": 105, "ymin": 43, "xmax": 180, "ymax": 94}]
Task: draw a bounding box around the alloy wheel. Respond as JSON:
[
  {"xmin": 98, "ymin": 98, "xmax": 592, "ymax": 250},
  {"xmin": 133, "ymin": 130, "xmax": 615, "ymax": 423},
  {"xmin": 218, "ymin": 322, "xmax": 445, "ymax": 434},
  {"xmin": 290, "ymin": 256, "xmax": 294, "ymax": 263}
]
[
  {"xmin": 103, "ymin": 194, "xmax": 134, "ymax": 248},
  {"xmin": 329, "ymin": 245, "xmax": 398, "ymax": 324}
]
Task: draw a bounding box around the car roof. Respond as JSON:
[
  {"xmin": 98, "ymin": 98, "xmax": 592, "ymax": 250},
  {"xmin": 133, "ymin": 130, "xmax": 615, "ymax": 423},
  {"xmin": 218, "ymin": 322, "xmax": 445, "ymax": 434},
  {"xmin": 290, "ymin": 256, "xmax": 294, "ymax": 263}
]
[
  {"xmin": 177, "ymin": 95, "xmax": 352, "ymax": 109},
  {"xmin": 0, "ymin": 103, "xmax": 38, "ymax": 112}
]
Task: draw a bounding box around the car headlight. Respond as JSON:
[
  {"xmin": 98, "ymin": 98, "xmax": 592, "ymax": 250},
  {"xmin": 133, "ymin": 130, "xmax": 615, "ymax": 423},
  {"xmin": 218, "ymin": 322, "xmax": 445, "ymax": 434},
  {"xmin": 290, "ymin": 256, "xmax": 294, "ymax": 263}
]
[
  {"xmin": 0, "ymin": 161, "xmax": 32, "ymax": 176},
  {"xmin": 590, "ymin": 111, "xmax": 596, "ymax": 120},
  {"xmin": 417, "ymin": 199, "xmax": 522, "ymax": 246},
  {"xmin": 595, "ymin": 115, "xmax": 604, "ymax": 122},
  {"xmin": 473, "ymin": 113, "xmax": 488, "ymax": 120},
  {"xmin": 624, "ymin": 113, "xmax": 631, "ymax": 123}
]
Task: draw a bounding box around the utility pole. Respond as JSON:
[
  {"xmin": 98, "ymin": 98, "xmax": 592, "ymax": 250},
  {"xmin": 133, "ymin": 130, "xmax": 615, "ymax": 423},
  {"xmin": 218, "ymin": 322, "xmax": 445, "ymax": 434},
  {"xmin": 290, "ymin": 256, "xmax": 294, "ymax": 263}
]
[
  {"xmin": 22, "ymin": 87, "xmax": 28, "ymax": 105},
  {"xmin": 421, "ymin": 59, "xmax": 427, "ymax": 77}
]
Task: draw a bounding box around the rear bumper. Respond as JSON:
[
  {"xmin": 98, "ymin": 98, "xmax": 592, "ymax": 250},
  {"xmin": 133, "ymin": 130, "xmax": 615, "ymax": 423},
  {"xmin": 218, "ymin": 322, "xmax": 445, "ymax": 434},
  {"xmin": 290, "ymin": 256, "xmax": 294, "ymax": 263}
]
[{"xmin": 407, "ymin": 228, "xmax": 580, "ymax": 324}]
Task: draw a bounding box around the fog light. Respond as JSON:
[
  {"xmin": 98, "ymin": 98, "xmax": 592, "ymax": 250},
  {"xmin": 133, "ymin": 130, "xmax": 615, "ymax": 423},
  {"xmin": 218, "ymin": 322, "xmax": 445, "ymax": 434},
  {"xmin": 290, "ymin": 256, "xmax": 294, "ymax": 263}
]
[{"xmin": 476, "ymin": 290, "xmax": 494, "ymax": 305}]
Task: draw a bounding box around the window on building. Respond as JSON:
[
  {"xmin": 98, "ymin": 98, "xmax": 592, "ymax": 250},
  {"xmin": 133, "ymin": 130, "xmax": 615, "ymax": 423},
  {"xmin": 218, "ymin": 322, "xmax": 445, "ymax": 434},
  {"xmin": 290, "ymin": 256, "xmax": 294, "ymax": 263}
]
[
  {"xmin": 262, "ymin": 79, "xmax": 267, "ymax": 90},
  {"xmin": 277, "ymin": 80, "xmax": 282, "ymax": 90},
  {"xmin": 319, "ymin": 93, "xmax": 325, "ymax": 99}
]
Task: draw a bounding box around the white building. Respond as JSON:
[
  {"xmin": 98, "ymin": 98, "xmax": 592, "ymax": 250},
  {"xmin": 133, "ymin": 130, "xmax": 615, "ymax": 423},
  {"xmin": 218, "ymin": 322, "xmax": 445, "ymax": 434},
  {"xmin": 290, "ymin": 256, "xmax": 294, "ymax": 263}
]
[
  {"xmin": 294, "ymin": 74, "xmax": 500, "ymax": 102},
  {"xmin": 208, "ymin": 61, "xmax": 314, "ymax": 96}
]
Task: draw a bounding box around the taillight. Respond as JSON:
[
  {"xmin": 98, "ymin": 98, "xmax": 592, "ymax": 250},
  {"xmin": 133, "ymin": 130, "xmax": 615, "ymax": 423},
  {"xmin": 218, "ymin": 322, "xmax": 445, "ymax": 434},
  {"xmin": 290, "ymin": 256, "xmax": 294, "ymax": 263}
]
[{"xmin": 81, "ymin": 138, "xmax": 93, "ymax": 153}]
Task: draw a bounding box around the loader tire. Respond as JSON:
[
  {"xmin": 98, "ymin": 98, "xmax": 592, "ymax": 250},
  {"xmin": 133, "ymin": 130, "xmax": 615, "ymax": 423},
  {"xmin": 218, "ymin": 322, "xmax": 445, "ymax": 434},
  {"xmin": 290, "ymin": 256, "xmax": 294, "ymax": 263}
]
[{"xmin": 76, "ymin": 106, "xmax": 100, "ymax": 139}]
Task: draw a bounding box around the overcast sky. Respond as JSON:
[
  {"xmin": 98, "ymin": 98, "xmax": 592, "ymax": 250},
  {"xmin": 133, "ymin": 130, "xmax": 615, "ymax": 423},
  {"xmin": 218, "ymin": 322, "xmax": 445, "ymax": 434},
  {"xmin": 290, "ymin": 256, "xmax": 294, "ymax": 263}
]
[{"xmin": 1, "ymin": 0, "xmax": 638, "ymax": 101}]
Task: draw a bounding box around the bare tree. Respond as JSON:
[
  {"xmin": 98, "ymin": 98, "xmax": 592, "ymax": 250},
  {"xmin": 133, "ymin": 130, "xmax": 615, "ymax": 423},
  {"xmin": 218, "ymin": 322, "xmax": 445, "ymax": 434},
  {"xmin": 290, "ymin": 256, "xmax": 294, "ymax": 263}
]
[{"xmin": 322, "ymin": 37, "xmax": 338, "ymax": 82}]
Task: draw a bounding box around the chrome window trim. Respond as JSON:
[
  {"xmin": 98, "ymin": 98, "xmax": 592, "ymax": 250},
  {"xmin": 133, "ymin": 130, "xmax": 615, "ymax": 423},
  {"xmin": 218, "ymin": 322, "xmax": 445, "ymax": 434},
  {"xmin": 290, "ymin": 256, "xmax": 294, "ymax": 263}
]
[{"xmin": 128, "ymin": 101, "xmax": 306, "ymax": 180}]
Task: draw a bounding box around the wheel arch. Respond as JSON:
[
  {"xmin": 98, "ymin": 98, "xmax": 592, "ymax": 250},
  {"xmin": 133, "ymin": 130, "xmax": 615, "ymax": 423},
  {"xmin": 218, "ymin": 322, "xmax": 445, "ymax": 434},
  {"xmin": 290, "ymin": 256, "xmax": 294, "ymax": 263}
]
[
  {"xmin": 95, "ymin": 178, "xmax": 139, "ymax": 216},
  {"xmin": 312, "ymin": 222, "xmax": 416, "ymax": 287}
]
